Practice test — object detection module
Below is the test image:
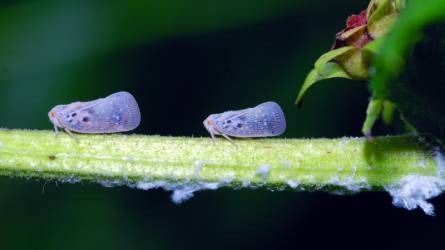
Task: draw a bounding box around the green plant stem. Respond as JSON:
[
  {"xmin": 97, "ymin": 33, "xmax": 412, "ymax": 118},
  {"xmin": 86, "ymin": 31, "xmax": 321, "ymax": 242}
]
[{"xmin": 0, "ymin": 129, "xmax": 439, "ymax": 191}]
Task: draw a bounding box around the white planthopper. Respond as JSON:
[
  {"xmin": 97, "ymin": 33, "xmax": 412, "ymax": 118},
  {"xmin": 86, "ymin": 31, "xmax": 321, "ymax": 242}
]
[
  {"xmin": 48, "ymin": 91, "xmax": 141, "ymax": 136},
  {"xmin": 203, "ymin": 101, "xmax": 286, "ymax": 142}
]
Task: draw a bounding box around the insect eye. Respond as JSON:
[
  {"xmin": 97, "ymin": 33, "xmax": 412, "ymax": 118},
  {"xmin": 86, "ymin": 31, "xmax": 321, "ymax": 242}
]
[
  {"xmin": 50, "ymin": 112, "xmax": 56, "ymax": 118},
  {"xmin": 82, "ymin": 117, "xmax": 90, "ymax": 122},
  {"xmin": 207, "ymin": 120, "xmax": 213, "ymax": 125}
]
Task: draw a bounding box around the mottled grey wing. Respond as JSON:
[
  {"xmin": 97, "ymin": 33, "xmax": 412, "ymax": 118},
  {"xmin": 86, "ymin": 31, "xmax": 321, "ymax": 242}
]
[
  {"xmin": 65, "ymin": 91, "xmax": 141, "ymax": 133},
  {"xmin": 215, "ymin": 101, "xmax": 286, "ymax": 137}
]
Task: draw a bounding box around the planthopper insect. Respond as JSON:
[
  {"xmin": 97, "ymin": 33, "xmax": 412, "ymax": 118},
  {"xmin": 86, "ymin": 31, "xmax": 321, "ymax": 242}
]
[
  {"xmin": 203, "ymin": 101, "xmax": 286, "ymax": 142},
  {"xmin": 48, "ymin": 91, "xmax": 141, "ymax": 136}
]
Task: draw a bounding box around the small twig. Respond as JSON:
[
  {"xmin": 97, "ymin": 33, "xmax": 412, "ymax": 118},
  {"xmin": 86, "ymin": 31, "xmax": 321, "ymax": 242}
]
[{"xmin": 0, "ymin": 129, "xmax": 437, "ymax": 189}]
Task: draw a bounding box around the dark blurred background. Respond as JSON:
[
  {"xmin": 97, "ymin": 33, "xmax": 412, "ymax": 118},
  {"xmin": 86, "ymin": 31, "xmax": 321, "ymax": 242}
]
[{"xmin": 0, "ymin": 0, "xmax": 444, "ymax": 249}]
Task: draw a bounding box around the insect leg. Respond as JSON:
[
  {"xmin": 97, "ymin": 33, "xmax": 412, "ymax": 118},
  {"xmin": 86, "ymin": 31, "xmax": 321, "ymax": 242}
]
[
  {"xmin": 53, "ymin": 124, "xmax": 60, "ymax": 136},
  {"xmin": 63, "ymin": 127, "xmax": 79, "ymax": 142},
  {"xmin": 53, "ymin": 116, "xmax": 65, "ymax": 137},
  {"xmin": 209, "ymin": 132, "xmax": 216, "ymax": 144},
  {"xmin": 221, "ymin": 133, "xmax": 236, "ymax": 146}
]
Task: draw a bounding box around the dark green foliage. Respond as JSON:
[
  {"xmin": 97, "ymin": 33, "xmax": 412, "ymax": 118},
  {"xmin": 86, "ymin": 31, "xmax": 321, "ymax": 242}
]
[
  {"xmin": 395, "ymin": 24, "xmax": 445, "ymax": 144},
  {"xmin": 370, "ymin": 0, "xmax": 445, "ymax": 146}
]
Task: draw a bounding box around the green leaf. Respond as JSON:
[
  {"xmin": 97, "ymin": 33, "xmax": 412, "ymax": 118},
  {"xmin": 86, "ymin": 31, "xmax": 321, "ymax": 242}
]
[{"xmin": 296, "ymin": 62, "xmax": 351, "ymax": 105}]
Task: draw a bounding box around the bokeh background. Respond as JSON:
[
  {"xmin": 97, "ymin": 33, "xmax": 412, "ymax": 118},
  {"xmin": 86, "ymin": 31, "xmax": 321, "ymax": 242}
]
[{"xmin": 0, "ymin": 0, "xmax": 444, "ymax": 249}]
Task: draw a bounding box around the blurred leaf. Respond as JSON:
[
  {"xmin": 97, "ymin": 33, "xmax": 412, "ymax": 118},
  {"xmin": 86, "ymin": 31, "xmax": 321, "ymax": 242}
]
[
  {"xmin": 394, "ymin": 0, "xmax": 405, "ymax": 11},
  {"xmin": 370, "ymin": 0, "xmax": 445, "ymax": 98},
  {"xmin": 370, "ymin": 0, "xmax": 445, "ymax": 146}
]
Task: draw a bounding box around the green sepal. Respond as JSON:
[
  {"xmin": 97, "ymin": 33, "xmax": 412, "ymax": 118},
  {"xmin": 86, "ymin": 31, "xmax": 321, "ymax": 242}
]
[
  {"xmin": 296, "ymin": 62, "xmax": 352, "ymax": 105},
  {"xmin": 296, "ymin": 47, "xmax": 354, "ymax": 105},
  {"xmin": 362, "ymin": 99, "xmax": 384, "ymax": 137},
  {"xmin": 367, "ymin": 0, "xmax": 394, "ymax": 28},
  {"xmin": 381, "ymin": 100, "xmax": 395, "ymax": 126},
  {"xmin": 314, "ymin": 46, "xmax": 355, "ymax": 73}
]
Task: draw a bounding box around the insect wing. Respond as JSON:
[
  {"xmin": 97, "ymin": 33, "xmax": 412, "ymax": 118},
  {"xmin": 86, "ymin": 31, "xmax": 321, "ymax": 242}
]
[
  {"xmin": 63, "ymin": 92, "xmax": 141, "ymax": 133},
  {"xmin": 255, "ymin": 101, "xmax": 286, "ymax": 135},
  {"xmin": 215, "ymin": 101, "xmax": 286, "ymax": 137}
]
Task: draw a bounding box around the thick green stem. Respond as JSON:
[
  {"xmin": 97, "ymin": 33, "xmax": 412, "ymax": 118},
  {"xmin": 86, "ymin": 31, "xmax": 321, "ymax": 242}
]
[{"xmin": 0, "ymin": 129, "xmax": 438, "ymax": 190}]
